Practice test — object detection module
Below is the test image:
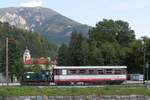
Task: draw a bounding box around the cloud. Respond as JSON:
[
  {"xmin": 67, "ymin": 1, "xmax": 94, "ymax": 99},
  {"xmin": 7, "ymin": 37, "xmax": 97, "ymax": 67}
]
[{"xmin": 20, "ymin": 0, "xmax": 43, "ymax": 7}]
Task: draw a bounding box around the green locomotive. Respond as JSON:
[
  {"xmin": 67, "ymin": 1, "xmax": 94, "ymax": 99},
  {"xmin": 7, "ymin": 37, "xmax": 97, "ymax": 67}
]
[{"xmin": 21, "ymin": 70, "xmax": 51, "ymax": 85}]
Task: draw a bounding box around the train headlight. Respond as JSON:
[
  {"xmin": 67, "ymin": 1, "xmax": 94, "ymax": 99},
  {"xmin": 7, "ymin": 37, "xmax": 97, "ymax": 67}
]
[{"xmin": 26, "ymin": 75, "xmax": 30, "ymax": 79}]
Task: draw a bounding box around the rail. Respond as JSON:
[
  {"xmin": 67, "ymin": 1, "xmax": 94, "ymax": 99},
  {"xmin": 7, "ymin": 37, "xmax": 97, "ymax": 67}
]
[{"xmin": 0, "ymin": 81, "xmax": 146, "ymax": 87}]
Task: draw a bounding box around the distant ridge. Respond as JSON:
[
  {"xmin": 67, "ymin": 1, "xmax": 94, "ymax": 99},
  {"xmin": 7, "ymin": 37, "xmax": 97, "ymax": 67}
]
[{"xmin": 0, "ymin": 7, "xmax": 90, "ymax": 43}]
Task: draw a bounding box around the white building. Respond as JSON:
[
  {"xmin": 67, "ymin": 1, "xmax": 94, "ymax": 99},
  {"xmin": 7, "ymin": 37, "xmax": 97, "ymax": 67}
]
[{"xmin": 23, "ymin": 47, "xmax": 31, "ymax": 63}]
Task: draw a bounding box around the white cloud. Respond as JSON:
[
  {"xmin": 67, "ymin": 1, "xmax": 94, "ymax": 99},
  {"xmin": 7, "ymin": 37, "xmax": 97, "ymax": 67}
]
[{"xmin": 20, "ymin": 0, "xmax": 43, "ymax": 7}]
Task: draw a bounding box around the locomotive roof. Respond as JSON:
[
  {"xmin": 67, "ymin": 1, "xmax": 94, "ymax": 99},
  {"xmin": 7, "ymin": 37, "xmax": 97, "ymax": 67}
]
[{"xmin": 54, "ymin": 66, "xmax": 127, "ymax": 69}]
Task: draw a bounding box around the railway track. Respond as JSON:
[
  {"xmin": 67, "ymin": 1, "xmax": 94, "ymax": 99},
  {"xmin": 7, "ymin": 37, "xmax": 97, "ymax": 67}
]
[{"xmin": 0, "ymin": 81, "xmax": 146, "ymax": 87}]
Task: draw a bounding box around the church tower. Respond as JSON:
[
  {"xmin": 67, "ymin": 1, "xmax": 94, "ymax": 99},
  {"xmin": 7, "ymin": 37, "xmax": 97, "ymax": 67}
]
[{"xmin": 23, "ymin": 47, "xmax": 31, "ymax": 62}]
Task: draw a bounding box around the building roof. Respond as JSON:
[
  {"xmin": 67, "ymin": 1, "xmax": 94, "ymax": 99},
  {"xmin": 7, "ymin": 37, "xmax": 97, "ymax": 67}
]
[
  {"xmin": 34, "ymin": 58, "xmax": 49, "ymax": 65},
  {"xmin": 23, "ymin": 59, "xmax": 33, "ymax": 65},
  {"xmin": 54, "ymin": 66, "xmax": 127, "ymax": 69},
  {"xmin": 23, "ymin": 57, "xmax": 57, "ymax": 65}
]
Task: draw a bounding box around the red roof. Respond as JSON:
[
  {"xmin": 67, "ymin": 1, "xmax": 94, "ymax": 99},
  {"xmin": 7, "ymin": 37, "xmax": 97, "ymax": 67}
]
[
  {"xmin": 23, "ymin": 58, "xmax": 50, "ymax": 65},
  {"xmin": 23, "ymin": 58, "xmax": 57, "ymax": 65},
  {"xmin": 34, "ymin": 58, "xmax": 49, "ymax": 65},
  {"xmin": 23, "ymin": 59, "xmax": 33, "ymax": 65}
]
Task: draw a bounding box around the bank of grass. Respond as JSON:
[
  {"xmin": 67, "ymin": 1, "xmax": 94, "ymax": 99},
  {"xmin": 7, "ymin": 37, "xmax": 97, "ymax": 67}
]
[{"xmin": 0, "ymin": 85, "xmax": 150, "ymax": 96}]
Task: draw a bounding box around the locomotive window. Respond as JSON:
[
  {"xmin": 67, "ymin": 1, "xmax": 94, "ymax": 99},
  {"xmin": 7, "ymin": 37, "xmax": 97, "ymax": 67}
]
[
  {"xmin": 79, "ymin": 70, "xmax": 86, "ymax": 74},
  {"xmin": 42, "ymin": 74, "xmax": 45, "ymax": 78},
  {"xmin": 98, "ymin": 70, "xmax": 104, "ymax": 74}
]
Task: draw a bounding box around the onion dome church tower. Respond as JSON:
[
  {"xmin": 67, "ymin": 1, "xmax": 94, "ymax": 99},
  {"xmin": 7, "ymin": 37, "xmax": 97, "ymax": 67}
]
[{"xmin": 23, "ymin": 47, "xmax": 31, "ymax": 62}]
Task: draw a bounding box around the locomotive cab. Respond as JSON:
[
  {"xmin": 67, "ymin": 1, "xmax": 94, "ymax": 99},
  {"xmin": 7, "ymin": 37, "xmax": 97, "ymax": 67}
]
[{"xmin": 21, "ymin": 70, "xmax": 51, "ymax": 85}]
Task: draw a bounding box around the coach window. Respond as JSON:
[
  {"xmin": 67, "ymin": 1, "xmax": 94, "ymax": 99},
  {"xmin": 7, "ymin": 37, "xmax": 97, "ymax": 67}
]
[
  {"xmin": 115, "ymin": 69, "xmax": 121, "ymax": 74},
  {"xmin": 122, "ymin": 69, "xmax": 126, "ymax": 74},
  {"xmin": 69, "ymin": 70, "xmax": 76, "ymax": 75},
  {"xmin": 112, "ymin": 69, "xmax": 115, "ymax": 74},
  {"xmin": 106, "ymin": 69, "xmax": 112, "ymax": 74},
  {"xmin": 79, "ymin": 69, "xmax": 86, "ymax": 74},
  {"xmin": 89, "ymin": 70, "xmax": 95, "ymax": 74},
  {"xmin": 54, "ymin": 69, "xmax": 62, "ymax": 75},
  {"xmin": 98, "ymin": 69, "xmax": 104, "ymax": 74},
  {"xmin": 62, "ymin": 70, "xmax": 67, "ymax": 75}
]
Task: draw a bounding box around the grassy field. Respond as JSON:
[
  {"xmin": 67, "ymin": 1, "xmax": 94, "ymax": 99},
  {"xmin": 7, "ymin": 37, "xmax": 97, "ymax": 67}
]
[{"xmin": 0, "ymin": 85, "xmax": 150, "ymax": 96}]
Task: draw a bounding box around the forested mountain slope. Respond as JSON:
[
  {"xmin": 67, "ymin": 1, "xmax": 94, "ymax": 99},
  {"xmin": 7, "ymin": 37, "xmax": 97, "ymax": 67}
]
[{"xmin": 0, "ymin": 22, "xmax": 58, "ymax": 58}]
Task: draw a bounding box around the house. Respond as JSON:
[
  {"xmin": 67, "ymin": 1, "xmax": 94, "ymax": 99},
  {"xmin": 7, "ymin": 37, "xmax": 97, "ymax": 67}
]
[{"xmin": 23, "ymin": 47, "xmax": 57, "ymax": 70}]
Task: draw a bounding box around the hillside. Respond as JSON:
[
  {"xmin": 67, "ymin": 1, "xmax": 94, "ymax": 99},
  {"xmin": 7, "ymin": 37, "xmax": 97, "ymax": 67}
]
[
  {"xmin": 0, "ymin": 22, "xmax": 58, "ymax": 58},
  {"xmin": 0, "ymin": 7, "xmax": 90, "ymax": 43}
]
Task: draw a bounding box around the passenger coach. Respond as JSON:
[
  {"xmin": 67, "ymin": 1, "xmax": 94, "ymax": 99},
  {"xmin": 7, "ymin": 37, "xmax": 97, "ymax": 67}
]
[{"xmin": 53, "ymin": 66, "xmax": 127, "ymax": 84}]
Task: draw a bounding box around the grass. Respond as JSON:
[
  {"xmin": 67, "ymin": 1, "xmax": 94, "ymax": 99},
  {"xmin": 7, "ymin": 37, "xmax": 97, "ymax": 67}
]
[{"xmin": 0, "ymin": 85, "xmax": 150, "ymax": 96}]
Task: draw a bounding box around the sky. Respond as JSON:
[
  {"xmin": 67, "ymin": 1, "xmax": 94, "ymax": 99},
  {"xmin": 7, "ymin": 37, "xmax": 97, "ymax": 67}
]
[{"xmin": 0, "ymin": 0, "xmax": 150, "ymax": 38}]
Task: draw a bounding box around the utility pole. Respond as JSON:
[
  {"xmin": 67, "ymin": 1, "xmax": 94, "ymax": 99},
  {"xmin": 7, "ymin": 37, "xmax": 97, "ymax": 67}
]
[
  {"xmin": 142, "ymin": 40, "xmax": 145, "ymax": 85},
  {"xmin": 143, "ymin": 49, "xmax": 145, "ymax": 85},
  {"xmin": 6, "ymin": 37, "xmax": 8, "ymax": 86},
  {"xmin": 146, "ymin": 62, "xmax": 149, "ymax": 85}
]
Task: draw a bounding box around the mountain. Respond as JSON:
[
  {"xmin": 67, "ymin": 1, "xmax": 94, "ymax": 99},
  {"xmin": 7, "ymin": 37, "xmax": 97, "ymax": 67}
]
[{"xmin": 0, "ymin": 7, "xmax": 90, "ymax": 43}]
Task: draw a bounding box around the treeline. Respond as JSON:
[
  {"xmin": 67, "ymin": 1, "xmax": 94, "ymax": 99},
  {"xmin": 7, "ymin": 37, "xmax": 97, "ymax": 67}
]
[
  {"xmin": 0, "ymin": 22, "xmax": 58, "ymax": 81},
  {"xmin": 58, "ymin": 19, "xmax": 150, "ymax": 74}
]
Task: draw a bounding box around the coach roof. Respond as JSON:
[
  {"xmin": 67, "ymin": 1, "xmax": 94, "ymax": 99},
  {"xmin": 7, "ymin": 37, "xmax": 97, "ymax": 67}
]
[{"xmin": 54, "ymin": 66, "xmax": 127, "ymax": 69}]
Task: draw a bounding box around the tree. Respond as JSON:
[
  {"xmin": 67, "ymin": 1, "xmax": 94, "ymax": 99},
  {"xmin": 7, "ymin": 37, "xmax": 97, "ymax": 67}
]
[
  {"xmin": 88, "ymin": 19, "xmax": 138, "ymax": 72},
  {"xmin": 57, "ymin": 32, "xmax": 90, "ymax": 66},
  {"xmin": 89, "ymin": 19, "xmax": 135, "ymax": 46},
  {"xmin": 57, "ymin": 43, "xmax": 68, "ymax": 65},
  {"xmin": 57, "ymin": 19, "xmax": 148, "ymax": 75},
  {"xmin": 0, "ymin": 22, "xmax": 58, "ymax": 60},
  {"xmin": 0, "ymin": 37, "xmax": 24, "ymax": 82},
  {"xmin": 101, "ymin": 42, "xmax": 119, "ymax": 65},
  {"xmin": 140, "ymin": 37, "xmax": 150, "ymax": 77},
  {"xmin": 66, "ymin": 32, "xmax": 90, "ymax": 65},
  {"xmin": 31, "ymin": 64, "xmax": 42, "ymax": 73},
  {"xmin": 80, "ymin": 38, "xmax": 90, "ymax": 65},
  {"xmin": 67, "ymin": 33, "xmax": 82, "ymax": 65},
  {"xmin": 123, "ymin": 40, "xmax": 143, "ymax": 73},
  {"xmin": 88, "ymin": 41, "xmax": 104, "ymax": 65},
  {"xmin": 0, "ymin": 22, "xmax": 58, "ymax": 81}
]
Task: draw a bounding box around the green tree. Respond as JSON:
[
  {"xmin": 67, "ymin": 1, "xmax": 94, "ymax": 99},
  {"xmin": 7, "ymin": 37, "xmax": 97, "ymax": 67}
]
[
  {"xmin": 123, "ymin": 40, "xmax": 143, "ymax": 73},
  {"xmin": 31, "ymin": 64, "xmax": 42, "ymax": 73},
  {"xmin": 89, "ymin": 19, "xmax": 135, "ymax": 46},
  {"xmin": 67, "ymin": 32, "xmax": 84, "ymax": 65},
  {"xmin": 0, "ymin": 37, "xmax": 24, "ymax": 82},
  {"xmin": 0, "ymin": 22, "xmax": 58, "ymax": 59},
  {"xmin": 88, "ymin": 19, "xmax": 137, "ymax": 71},
  {"xmin": 80, "ymin": 38, "xmax": 90, "ymax": 65},
  {"xmin": 58, "ymin": 43, "xmax": 68, "ymax": 65},
  {"xmin": 88, "ymin": 41, "xmax": 104, "ymax": 65},
  {"xmin": 58, "ymin": 33, "xmax": 90, "ymax": 66},
  {"xmin": 140, "ymin": 37, "xmax": 150, "ymax": 77}
]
